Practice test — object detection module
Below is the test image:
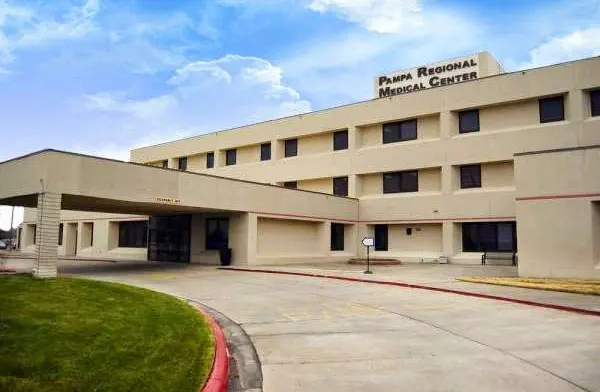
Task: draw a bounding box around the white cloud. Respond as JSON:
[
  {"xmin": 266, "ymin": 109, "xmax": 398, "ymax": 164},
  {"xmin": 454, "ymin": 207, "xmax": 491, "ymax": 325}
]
[
  {"xmin": 77, "ymin": 54, "xmax": 311, "ymax": 157},
  {"xmin": 83, "ymin": 92, "xmax": 178, "ymax": 120},
  {"xmin": 307, "ymin": 0, "xmax": 422, "ymax": 33},
  {"xmin": 0, "ymin": 205, "xmax": 23, "ymax": 231},
  {"xmin": 0, "ymin": 0, "xmax": 100, "ymax": 70},
  {"xmin": 519, "ymin": 27, "xmax": 600, "ymax": 69}
]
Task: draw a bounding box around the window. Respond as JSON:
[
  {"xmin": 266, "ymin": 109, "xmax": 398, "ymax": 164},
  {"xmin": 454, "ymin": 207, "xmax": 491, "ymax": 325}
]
[
  {"xmin": 58, "ymin": 223, "xmax": 63, "ymax": 245},
  {"xmin": 206, "ymin": 218, "xmax": 229, "ymax": 250},
  {"xmin": 539, "ymin": 96, "xmax": 565, "ymax": 123},
  {"xmin": 459, "ymin": 109, "xmax": 479, "ymax": 133},
  {"xmin": 374, "ymin": 224, "xmax": 388, "ymax": 251},
  {"xmin": 383, "ymin": 170, "xmax": 418, "ymax": 193},
  {"xmin": 32, "ymin": 224, "xmax": 36, "ymax": 245},
  {"xmin": 283, "ymin": 181, "xmax": 297, "ymax": 189},
  {"xmin": 261, "ymin": 143, "xmax": 271, "ymax": 161},
  {"xmin": 333, "ymin": 176, "xmax": 348, "ymax": 197},
  {"xmin": 178, "ymin": 157, "xmax": 187, "ymax": 171},
  {"xmin": 382, "ymin": 119, "xmax": 417, "ymax": 144},
  {"xmin": 118, "ymin": 221, "xmax": 148, "ymax": 248},
  {"xmin": 333, "ymin": 130, "xmax": 348, "ymax": 151},
  {"xmin": 161, "ymin": 160, "xmax": 168, "ymax": 169},
  {"xmin": 226, "ymin": 149, "xmax": 237, "ymax": 166},
  {"xmin": 591, "ymin": 89, "xmax": 600, "ymax": 117},
  {"xmin": 460, "ymin": 164, "xmax": 482, "ymax": 189},
  {"xmin": 330, "ymin": 223, "xmax": 345, "ymax": 251},
  {"xmin": 206, "ymin": 152, "xmax": 214, "ymax": 168},
  {"xmin": 462, "ymin": 222, "xmax": 517, "ymax": 252},
  {"xmin": 285, "ymin": 139, "xmax": 297, "ymax": 157}
]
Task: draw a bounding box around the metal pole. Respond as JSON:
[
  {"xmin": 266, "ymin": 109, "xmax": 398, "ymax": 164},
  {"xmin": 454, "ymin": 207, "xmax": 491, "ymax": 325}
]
[
  {"xmin": 10, "ymin": 206, "xmax": 14, "ymax": 250},
  {"xmin": 364, "ymin": 245, "xmax": 373, "ymax": 274}
]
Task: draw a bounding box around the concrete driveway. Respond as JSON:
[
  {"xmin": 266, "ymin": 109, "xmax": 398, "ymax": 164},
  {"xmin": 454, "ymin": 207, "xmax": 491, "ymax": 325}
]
[{"xmin": 8, "ymin": 259, "xmax": 600, "ymax": 392}]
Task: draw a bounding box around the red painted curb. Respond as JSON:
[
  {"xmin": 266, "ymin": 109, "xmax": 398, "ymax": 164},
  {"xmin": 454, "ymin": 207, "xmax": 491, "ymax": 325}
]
[
  {"xmin": 221, "ymin": 267, "xmax": 600, "ymax": 317},
  {"xmin": 197, "ymin": 308, "xmax": 229, "ymax": 392}
]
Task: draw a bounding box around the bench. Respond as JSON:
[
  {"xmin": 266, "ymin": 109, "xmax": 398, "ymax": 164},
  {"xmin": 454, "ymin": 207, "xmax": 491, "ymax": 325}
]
[{"xmin": 481, "ymin": 251, "xmax": 517, "ymax": 266}]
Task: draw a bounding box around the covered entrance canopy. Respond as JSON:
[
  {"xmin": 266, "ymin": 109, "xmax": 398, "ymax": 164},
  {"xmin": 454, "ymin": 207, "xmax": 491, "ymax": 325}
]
[{"xmin": 0, "ymin": 150, "xmax": 358, "ymax": 277}]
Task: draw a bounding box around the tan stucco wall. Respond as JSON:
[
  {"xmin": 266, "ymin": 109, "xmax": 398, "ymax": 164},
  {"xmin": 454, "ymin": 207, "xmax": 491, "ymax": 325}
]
[
  {"xmin": 257, "ymin": 217, "xmax": 321, "ymax": 257},
  {"xmin": 515, "ymin": 146, "xmax": 600, "ymax": 278},
  {"xmin": 300, "ymin": 132, "xmax": 331, "ymax": 156},
  {"xmin": 298, "ymin": 177, "xmax": 332, "ymax": 194}
]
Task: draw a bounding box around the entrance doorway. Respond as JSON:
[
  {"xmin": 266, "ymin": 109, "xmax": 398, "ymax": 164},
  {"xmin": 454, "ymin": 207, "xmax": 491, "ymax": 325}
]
[{"xmin": 148, "ymin": 215, "xmax": 191, "ymax": 262}]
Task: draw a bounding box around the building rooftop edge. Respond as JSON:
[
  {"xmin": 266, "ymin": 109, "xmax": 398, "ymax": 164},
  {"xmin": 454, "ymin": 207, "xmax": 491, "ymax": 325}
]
[{"xmin": 0, "ymin": 149, "xmax": 360, "ymax": 201}]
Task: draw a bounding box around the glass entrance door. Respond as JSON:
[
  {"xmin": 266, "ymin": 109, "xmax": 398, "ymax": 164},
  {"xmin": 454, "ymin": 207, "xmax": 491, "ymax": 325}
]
[{"xmin": 148, "ymin": 215, "xmax": 191, "ymax": 262}]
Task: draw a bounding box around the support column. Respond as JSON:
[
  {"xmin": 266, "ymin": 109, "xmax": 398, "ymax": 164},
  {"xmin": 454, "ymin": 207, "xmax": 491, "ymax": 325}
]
[
  {"xmin": 34, "ymin": 192, "xmax": 61, "ymax": 278},
  {"xmin": 442, "ymin": 221, "xmax": 460, "ymax": 262},
  {"xmin": 348, "ymin": 126, "xmax": 358, "ymax": 150},
  {"xmin": 567, "ymin": 89, "xmax": 585, "ymax": 122},
  {"xmin": 348, "ymin": 174, "xmax": 360, "ymax": 198}
]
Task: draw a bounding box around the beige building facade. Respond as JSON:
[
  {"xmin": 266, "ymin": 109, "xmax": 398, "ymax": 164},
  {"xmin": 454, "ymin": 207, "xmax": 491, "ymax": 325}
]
[{"xmin": 5, "ymin": 53, "xmax": 600, "ymax": 278}]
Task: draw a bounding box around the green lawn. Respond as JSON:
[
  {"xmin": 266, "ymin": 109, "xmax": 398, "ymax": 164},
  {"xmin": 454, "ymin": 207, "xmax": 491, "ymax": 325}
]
[{"xmin": 0, "ymin": 275, "xmax": 214, "ymax": 392}]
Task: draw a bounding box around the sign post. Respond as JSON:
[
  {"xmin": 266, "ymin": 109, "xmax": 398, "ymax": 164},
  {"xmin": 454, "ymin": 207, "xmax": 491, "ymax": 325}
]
[{"xmin": 361, "ymin": 237, "xmax": 374, "ymax": 274}]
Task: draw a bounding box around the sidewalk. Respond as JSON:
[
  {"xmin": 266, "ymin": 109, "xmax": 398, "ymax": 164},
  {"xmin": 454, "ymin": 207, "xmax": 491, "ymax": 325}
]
[{"xmin": 222, "ymin": 262, "xmax": 600, "ymax": 314}]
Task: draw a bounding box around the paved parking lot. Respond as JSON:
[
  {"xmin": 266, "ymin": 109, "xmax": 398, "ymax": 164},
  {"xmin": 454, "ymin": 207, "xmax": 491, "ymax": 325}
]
[{"xmin": 6, "ymin": 258, "xmax": 600, "ymax": 392}]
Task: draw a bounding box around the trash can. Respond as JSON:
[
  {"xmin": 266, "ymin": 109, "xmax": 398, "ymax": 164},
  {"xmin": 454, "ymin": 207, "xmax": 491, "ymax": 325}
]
[{"xmin": 219, "ymin": 247, "xmax": 232, "ymax": 266}]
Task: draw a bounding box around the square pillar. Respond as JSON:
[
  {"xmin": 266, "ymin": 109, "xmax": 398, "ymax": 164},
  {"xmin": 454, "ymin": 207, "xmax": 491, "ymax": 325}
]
[
  {"xmin": 442, "ymin": 221, "xmax": 460, "ymax": 262},
  {"xmin": 34, "ymin": 192, "xmax": 61, "ymax": 278},
  {"xmin": 229, "ymin": 212, "xmax": 258, "ymax": 266},
  {"xmin": 348, "ymin": 174, "xmax": 360, "ymax": 198},
  {"xmin": 348, "ymin": 126, "xmax": 358, "ymax": 150}
]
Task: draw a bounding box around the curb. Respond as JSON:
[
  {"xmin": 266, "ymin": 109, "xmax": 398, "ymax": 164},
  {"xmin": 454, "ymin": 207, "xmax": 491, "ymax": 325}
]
[
  {"xmin": 220, "ymin": 267, "xmax": 600, "ymax": 317},
  {"xmin": 197, "ymin": 308, "xmax": 230, "ymax": 392}
]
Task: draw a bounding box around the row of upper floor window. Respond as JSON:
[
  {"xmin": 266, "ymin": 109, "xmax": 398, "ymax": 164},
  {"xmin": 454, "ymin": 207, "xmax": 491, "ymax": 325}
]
[
  {"xmin": 279, "ymin": 161, "xmax": 512, "ymax": 197},
  {"xmin": 153, "ymin": 89, "xmax": 600, "ymax": 171}
]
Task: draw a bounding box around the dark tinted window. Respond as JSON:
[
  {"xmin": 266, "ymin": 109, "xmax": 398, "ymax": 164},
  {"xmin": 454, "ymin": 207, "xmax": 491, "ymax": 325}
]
[
  {"xmin": 539, "ymin": 96, "xmax": 565, "ymax": 123},
  {"xmin": 161, "ymin": 160, "xmax": 168, "ymax": 169},
  {"xmin": 261, "ymin": 143, "xmax": 271, "ymax": 161},
  {"xmin": 383, "ymin": 170, "xmax": 418, "ymax": 193},
  {"xmin": 333, "ymin": 176, "xmax": 348, "ymax": 196},
  {"xmin": 206, "ymin": 152, "xmax": 214, "ymax": 168},
  {"xmin": 283, "ymin": 181, "xmax": 297, "ymax": 189},
  {"xmin": 382, "ymin": 119, "xmax": 417, "ymax": 144},
  {"xmin": 333, "ymin": 130, "xmax": 348, "ymax": 151},
  {"xmin": 374, "ymin": 225, "xmax": 388, "ymax": 251},
  {"xmin": 285, "ymin": 139, "xmax": 297, "ymax": 157},
  {"xmin": 459, "ymin": 109, "xmax": 479, "ymax": 133},
  {"xmin": 178, "ymin": 157, "xmax": 187, "ymax": 171},
  {"xmin": 591, "ymin": 89, "xmax": 600, "ymax": 117},
  {"xmin": 119, "ymin": 221, "xmax": 148, "ymax": 248},
  {"xmin": 460, "ymin": 164, "xmax": 481, "ymax": 188},
  {"xmin": 462, "ymin": 222, "xmax": 516, "ymax": 252},
  {"xmin": 206, "ymin": 218, "xmax": 229, "ymax": 250},
  {"xmin": 58, "ymin": 223, "xmax": 63, "ymax": 245},
  {"xmin": 226, "ymin": 149, "xmax": 236, "ymax": 166},
  {"xmin": 330, "ymin": 223, "xmax": 344, "ymax": 251}
]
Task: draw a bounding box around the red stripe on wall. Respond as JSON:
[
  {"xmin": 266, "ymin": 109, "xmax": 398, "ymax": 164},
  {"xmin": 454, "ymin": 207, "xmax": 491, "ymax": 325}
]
[
  {"xmin": 250, "ymin": 211, "xmax": 515, "ymax": 224},
  {"xmin": 516, "ymin": 192, "xmax": 600, "ymax": 201}
]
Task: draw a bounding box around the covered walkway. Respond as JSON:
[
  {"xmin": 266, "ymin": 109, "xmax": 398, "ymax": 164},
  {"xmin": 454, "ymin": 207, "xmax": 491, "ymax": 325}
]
[{"xmin": 0, "ymin": 150, "xmax": 358, "ymax": 277}]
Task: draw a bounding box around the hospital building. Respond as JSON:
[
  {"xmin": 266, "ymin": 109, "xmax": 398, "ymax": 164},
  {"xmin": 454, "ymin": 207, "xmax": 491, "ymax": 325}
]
[{"xmin": 1, "ymin": 52, "xmax": 599, "ymax": 279}]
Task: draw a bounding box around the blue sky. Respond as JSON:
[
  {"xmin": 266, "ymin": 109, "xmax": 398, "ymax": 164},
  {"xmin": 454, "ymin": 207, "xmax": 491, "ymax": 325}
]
[{"xmin": 0, "ymin": 0, "xmax": 600, "ymax": 229}]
